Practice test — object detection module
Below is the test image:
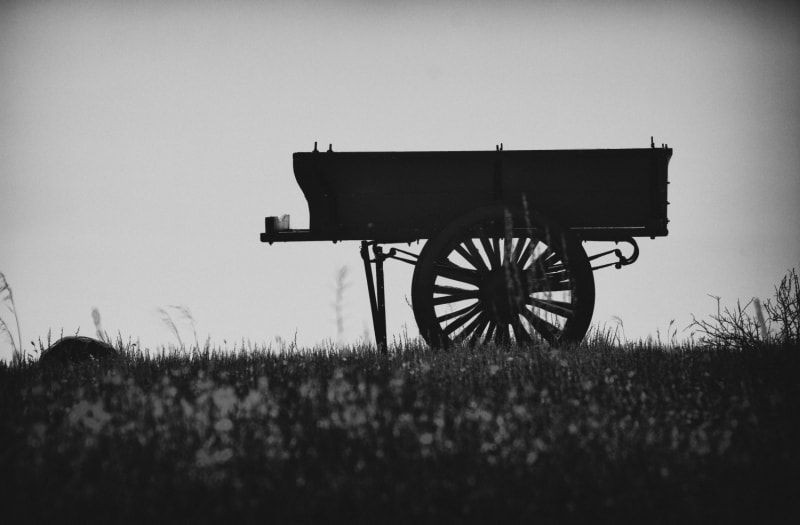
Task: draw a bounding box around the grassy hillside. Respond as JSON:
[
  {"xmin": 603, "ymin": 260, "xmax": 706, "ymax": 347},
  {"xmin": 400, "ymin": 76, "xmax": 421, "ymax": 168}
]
[{"xmin": 1, "ymin": 339, "xmax": 798, "ymax": 523}]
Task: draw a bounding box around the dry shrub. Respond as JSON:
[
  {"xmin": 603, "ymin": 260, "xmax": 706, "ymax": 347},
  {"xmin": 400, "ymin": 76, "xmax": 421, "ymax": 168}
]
[
  {"xmin": 765, "ymin": 267, "xmax": 800, "ymax": 346},
  {"xmin": 690, "ymin": 265, "xmax": 799, "ymax": 349}
]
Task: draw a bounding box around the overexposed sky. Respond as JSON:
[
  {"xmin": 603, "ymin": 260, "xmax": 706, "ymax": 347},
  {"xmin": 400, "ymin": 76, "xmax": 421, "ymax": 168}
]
[{"xmin": 1, "ymin": 0, "xmax": 798, "ymax": 359}]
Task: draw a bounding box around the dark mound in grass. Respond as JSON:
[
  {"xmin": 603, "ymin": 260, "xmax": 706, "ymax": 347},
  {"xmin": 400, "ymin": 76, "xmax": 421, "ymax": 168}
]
[{"xmin": 38, "ymin": 336, "xmax": 117, "ymax": 365}]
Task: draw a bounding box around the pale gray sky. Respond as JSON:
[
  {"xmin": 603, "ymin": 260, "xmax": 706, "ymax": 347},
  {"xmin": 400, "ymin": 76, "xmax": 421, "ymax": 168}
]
[{"xmin": 1, "ymin": 0, "xmax": 798, "ymax": 359}]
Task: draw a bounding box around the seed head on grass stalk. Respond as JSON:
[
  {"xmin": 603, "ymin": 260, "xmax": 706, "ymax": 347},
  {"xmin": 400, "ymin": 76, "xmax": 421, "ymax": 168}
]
[
  {"xmin": 331, "ymin": 266, "xmax": 350, "ymax": 345},
  {"xmin": 0, "ymin": 316, "xmax": 18, "ymax": 360},
  {"xmin": 91, "ymin": 307, "xmax": 111, "ymax": 344},
  {"xmin": 157, "ymin": 307, "xmax": 184, "ymax": 349},
  {"xmin": 156, "ymin": 305, "xmax": 200, "ymax": 351},
  {"xmin": 0, "ymin": 272, "xmax": 23, "ymax": 363},
  {"xmin": 168, "ymin": 305, "xmax": 199, "ymax": 350}
]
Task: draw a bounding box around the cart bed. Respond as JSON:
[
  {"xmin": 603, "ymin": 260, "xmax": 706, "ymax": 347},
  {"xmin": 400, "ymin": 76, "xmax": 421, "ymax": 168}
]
[{"xmin": 263, "ymin": 147, "xmax": 672, "ymax": 243}]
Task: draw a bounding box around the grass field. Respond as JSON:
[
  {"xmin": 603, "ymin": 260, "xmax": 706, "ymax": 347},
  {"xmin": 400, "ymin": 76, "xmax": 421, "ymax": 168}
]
[{"xmin": 1, "ymin": 337, "xmax": 798, "ymax": 523}]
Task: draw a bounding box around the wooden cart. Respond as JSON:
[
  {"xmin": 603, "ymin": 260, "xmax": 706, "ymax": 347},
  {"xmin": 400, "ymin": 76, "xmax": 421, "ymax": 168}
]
[{"xmin": 260, "ymin": 141, "xmax": 673, "ymax": 349}]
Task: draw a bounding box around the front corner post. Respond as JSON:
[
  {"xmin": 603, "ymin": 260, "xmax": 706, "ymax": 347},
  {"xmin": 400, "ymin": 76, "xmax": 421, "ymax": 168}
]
[
  {"xmin": 373, "ymin": 245, "xmax": 388, "ymax": 353},
  {"xmin": 360, "ymin": 242, "xmax": 388, "ymax": 353}
]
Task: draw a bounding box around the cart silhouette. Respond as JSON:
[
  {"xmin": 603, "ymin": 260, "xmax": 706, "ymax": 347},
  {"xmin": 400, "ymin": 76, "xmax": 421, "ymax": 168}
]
[{"xmin": 261, "ymin": 140, "xmax": 673, "ymax": 349}]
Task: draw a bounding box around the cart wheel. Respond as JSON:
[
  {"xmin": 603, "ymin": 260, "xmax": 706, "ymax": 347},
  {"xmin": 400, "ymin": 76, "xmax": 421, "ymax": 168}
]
[{"xmin": 411, "ymin": 205, "xmax": 594, "ymax": 348}]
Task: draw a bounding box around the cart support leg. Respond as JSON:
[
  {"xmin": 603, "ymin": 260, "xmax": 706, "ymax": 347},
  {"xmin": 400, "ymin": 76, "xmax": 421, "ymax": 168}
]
[
  {"xmin": 375, "ymin": 245, "xmax": 387, "ymax": 350},
  {"xmin": 360, "ymin": 241, "xmax": 387, "ymax": 352}
]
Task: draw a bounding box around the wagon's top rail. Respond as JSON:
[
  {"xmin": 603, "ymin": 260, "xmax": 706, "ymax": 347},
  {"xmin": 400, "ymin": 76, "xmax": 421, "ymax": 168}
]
[{"xmin": 261, "ymin": 143, "xmax": 672, "ymax": 244}]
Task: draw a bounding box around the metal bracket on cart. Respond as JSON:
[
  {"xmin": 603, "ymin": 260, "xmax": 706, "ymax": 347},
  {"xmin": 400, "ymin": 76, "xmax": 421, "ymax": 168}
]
[
  {"xmin": 359, "ymin": 242, "xmax": 421, "ymax": 353},
  {"xmin": 587, "ymin": 237, "xmax": 639, "ymax": 271}
]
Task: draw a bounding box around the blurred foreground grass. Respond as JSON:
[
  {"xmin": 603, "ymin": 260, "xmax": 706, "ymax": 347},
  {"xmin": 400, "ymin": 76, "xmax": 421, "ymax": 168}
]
[{"xmin": 1, "ymin": 340, "xmax": 798, "ymax": 523}]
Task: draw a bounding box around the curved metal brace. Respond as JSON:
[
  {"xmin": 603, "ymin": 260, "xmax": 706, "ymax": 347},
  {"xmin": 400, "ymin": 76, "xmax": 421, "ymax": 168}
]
[
  {"xmin": 587, "ymin": 237, "xmax": 639, "ymax": 271},
  {"xmin": 383, "ymin": 247, "xmax": 419, "ymax": 266}
]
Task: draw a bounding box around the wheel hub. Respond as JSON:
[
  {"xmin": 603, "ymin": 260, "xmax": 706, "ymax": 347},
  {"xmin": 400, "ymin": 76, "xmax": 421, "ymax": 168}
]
[{"xmin": 479, "ymin": 269, "xmax": 527, "ymax": 324}]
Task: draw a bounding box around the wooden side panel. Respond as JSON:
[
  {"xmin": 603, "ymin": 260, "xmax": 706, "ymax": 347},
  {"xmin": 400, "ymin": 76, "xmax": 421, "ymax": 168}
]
[{"xmin": 293, "ymin": 148, "xmax": 671, "ymax": 241}]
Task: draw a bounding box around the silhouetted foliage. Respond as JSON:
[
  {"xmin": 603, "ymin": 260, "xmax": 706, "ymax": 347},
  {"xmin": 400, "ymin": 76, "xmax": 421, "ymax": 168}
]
[{"xmin": 2, "ymin": 338, "xmax": 797, "ymax": 523}]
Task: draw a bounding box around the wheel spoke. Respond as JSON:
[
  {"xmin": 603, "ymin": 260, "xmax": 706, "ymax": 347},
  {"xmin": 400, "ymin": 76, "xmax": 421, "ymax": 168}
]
[
  {"xmin": 453, "ymin": 245, "xmax": 475, "ymax": 268},
  {"xmin": 520, "ymin": 306, "xmax": 561, "ymax": 343},
  {"xmin": 468, "ymin": 315, "xmax": 490, "ymax": 346},
  {"xmin": 502, "ymin": 238, "xmax": 514, "ymax": 268},
  {"xmin": 433, "ymin": 289, "xmax": 480, "ymax": 305},
  {"xmin": 437, "ymin": 302, "xmax": 481, "ymax": 323},
  {"xmin": 543, "ymin": 251, "xmax": 561, "ymax": 268},
  {"xmin": 436, "ymin": 261, "xmax": 480, "ymax": 286},
  {"xmin": 531, "ymin": 246, "xmax": 555, "ymax": 270},
  {"xmin": 455, "ymin": 240, "xmax": 488, "ymax": 272},
  {"xmin": 444, "ymin": 305, "xmax": 482, "ymax": 335},
  {"xmin": 465, "ymin": 239, "xmax": 489, "ymax": 271},
  {"xmin": 435, "ymin": 284, "xmax": 476, "ymax": 295},
  {"xmin": 483, "ymin": 322, "xmax": 497, "ymax": 345},
  {"xmin": 511, "ymin": 238, "xmax": 528, "ymax": 267},
  {"xmin": 511, "ymin": 319, "xmax": 532, "ymax": 344},
  {"xmin": 544, "ymin": 268, "xmax": 570, "ymax": 280},
  {"xmin": 517, "ymin": 239, "xmax": 539, "ymax": 269},
  {"xmin": 494, "ymin": 322, "xmax": 510, "ymax": 346},
  {"xmin": 544, "ymin": 262, "xmax": 567, "ymax": 274},
  {"xmin": 492, "ymin": 238, "xmax": 502, "ymax": 269},
  {"xmin": 480, "ymin": 237, "xmax": 501, "ymax": 270},
  {"xmin": 456, "ymin": 311, "xmax": 489, "ymax": 343},
  {"xmin": 526, "ymin": 273, "xmax": 572, "ymax": 293},
  {"xmin": 527, "ymin": 297, "xmax": 575, "ymax": 318}
]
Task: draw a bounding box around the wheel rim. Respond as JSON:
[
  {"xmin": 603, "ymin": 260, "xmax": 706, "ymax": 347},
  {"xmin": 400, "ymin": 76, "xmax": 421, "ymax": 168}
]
[{"xmin": 412, "ymin": 206, "xmax": 594, "ymax": 348}]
